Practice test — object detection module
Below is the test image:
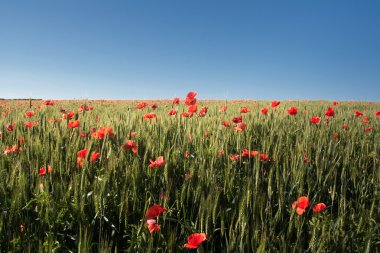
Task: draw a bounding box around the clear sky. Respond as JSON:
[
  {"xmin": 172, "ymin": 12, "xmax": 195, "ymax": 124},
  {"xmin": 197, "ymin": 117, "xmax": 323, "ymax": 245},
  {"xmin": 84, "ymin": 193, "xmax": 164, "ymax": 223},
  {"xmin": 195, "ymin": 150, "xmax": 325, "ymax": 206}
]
[{"xmin": 0, "ymin": 1, "xmax": 379, "ymax": 101}]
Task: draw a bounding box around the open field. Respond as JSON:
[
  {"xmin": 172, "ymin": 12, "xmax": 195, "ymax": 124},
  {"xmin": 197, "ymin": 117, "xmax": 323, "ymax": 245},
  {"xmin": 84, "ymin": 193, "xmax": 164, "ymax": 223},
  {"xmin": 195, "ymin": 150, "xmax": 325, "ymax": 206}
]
[{"xmin": 0, "ymin": 96, "xmax": 379, "ymax": 252}]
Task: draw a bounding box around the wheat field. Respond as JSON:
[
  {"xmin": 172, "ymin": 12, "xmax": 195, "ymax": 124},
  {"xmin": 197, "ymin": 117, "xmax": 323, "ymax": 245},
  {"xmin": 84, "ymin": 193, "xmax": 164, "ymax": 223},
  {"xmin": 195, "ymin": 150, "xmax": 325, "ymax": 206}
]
[{"xmin": 0, "ymin": 96, "xmax": 379, "ymax": 252}]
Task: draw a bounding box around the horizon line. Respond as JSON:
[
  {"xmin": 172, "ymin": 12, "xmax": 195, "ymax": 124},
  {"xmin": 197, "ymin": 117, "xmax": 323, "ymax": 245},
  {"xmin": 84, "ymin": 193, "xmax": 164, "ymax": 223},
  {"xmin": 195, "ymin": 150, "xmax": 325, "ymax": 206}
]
[{"xmin": 1, "ymin": 98, "xmax": 379, "ymax": 103}]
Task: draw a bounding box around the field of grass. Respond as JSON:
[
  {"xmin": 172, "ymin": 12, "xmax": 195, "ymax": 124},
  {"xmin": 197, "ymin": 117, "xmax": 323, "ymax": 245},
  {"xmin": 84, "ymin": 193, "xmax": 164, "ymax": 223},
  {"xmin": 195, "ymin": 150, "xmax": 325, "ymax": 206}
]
[{"xmin": 0, "ymin": 96, "xmax": 379, "ymax": 252}]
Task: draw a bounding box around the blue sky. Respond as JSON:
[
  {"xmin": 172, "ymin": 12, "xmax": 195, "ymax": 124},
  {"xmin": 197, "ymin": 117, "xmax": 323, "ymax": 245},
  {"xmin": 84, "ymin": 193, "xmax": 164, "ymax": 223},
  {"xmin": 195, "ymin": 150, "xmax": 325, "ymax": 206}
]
[{"xmin": 0, "ymin": 1, "xmax": 379, "ymax": 100}]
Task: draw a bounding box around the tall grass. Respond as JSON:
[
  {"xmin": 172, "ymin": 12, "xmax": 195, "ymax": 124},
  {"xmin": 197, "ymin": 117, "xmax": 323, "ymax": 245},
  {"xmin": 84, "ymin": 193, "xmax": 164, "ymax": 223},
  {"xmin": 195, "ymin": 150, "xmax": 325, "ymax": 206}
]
[{"xmin": 0, "ymin": 99, "xmax": 379, "ymax": 252}]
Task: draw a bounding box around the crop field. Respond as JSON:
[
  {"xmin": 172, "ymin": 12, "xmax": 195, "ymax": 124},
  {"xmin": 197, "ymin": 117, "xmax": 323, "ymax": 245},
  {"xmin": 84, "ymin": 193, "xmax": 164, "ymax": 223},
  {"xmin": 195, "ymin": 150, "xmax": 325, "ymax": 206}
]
[{"xmin": 0, "ymin": 93, "xmax": 379, "ymax": 252}]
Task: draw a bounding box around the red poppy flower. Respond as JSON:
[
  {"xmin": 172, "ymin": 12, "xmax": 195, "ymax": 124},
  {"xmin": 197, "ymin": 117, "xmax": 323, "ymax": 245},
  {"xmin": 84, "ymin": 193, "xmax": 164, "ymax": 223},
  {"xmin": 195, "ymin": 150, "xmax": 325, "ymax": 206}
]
[
  {"xmin": 313, "ymin": 203, "xmax": 326, "ymax": 213},
  {"xmin": 77, "ymin": 149, "xmax": 88, "ymax": 167},
  {"xmin": 303, "ymin": 154, "xmax": 310, "ymax": 163},
  {"xmin": 333, "ymin": 133, "xmax": 339, "ymax": 140},
  {"xmin": 230, "ymin": 154, "xmax": 240, "ymax": 161},
  {"xmin": 234, "ymin": 123, "xmax": 246, "ymax": 132},
  {"xmin": 184, "ymin": 233, "xmax": 207, "ymax": 249},
  {"xmin": 39, "ymin": 165, "xmax": 52, "ymax": 176},
  {"xmin": 63, "ymin": 111, "xmax": 75, "ymax": 120},
  {"xmin": 67, "ymin": 112, "xmax": 75, "ymax": 119},
  {"xmin": 355, "ymin": 111, "xmax": 363, "ymax": 117},
  {"xmin": 232, "ymin": 116, "xmax": 242, "ymax": 123},
  {"xmin": 90, "ymin": 152, "xmax": 101, "ymax": 162},
  {"xmin": 251, "ymin": 150, "xmax": 259, "ymax": 157},
  {"xmin": 188, "ymin": 104, "xmax": 198, "ymax": 113},
  {"xmin": 241, "ymin": 149, "xmax": 259, "ymax": 158},
  {"xmin": 145, "ymin": 204, "xmax": 167, "ymax": 219},
  {"xmin": 137, "ymin": 102, "xmax": 148, "ymax": 109},
  {"xmin": 80, "ymin": 132, "xmax": 87, "ymax": 138},
  {"xmin": 42, "ymin": 100, "xmax": 55, "ymax": 106},
  {"xmin": 25, "ymin": 122, "xmax": 32, "ymax": 129},
  {"xmin": 292, "ymin": 196, "xmax": 310, "ymax": 215},
  {"xmin": 184, "ymin": 92, "xmax": 197, "ymax": 105},
  {"xmin": 186, "ymin": 91, "xmax": 197, "ymax": 99},
  {"xmin": 296, "ymin": 196, "xmax": 310, "ymax": 209},
  {"xmin": 222, "ymin": 121, "xmax": 230, "ymax": 128},
  {"xmin": 168, "ymin": 109, "xmax": 177, "ymax": 116},
  {"xmin": 91, "ymin": 128, "xmax": 105, "ymax": 139},
  {"xmin": 146, "ymin": 219, "xmax": 161, "ymax": 233},
  {"xmin": 240, "ymin": 107, "xmax": 250, "ymax": 113},
  {"xmin": 271, "ymin": 101, "xmax": 280, "ymax": 108},
  {"xmin": 375, "ymin": 111, "xmax": 380, "ymax": 117},
  {"xmin": 25, "ymin": 121, "xmax": 38, "ymax": 128},
  {"xmin": 78, "ymin": 104, "xmax": 90, "ymax": 112},
  {"xmin": 332, "ymin": 101, "xmax": 338, "ymax": 106},
  {"xmin": 241, "ymin": 149, "xmax": 249, "ymax": 157},
  {"xmin": 122, "ymin": 140, "xmax": 138, "ymax": 153},
  {"xmin": 107, "ymin": 127, "xmax": 115, "ymax": 138},
  {"xmin": 25, "ymin": 110, "xmax": 35, "ymax": 117},
  {"xmin": 6, "ymin": 124, "xmax": 14, "ymax": 131},
  {"xmin": 185, "ymin": 97, "xmax": 196, "ymax": 106},
  {"xmin": 151, "ymin": 104, "xmax": 158, "ymax": 109},
  {"xmin": 219, "ymin": 105, "xmax": 227, "ymax": 113},
  {"xmin": 287, "ymin": 107, "xmax": 298, "ymax": 115},
  {"xmin": 76, "ymin": 159, "xmax": 84, "ymax": 168},
  {"xmin": 173, "ymin": 97, "xmax": 180, "ymax": 104},
  {"xmin": 198, "ymin": 107, "xmax": 208, "ymax": 117},
  {"xmin": 4, "ymin": 145, "xmax": 22, "ymax": 154},
  {"xmin": 77, "ymin": 149, "xmax": 88, "ymax": 159},
  {"xmin": 261, "ymin": 108, "xmax": 268, "ymax": 115},
  {"xmin": 91, "ymin": 127, "xmax": 114, "ymax": 139},
  {"xmin": 325, "ymin": 107, "xmax": 335, "ymax": 117},
  {"xmin": 363, "ymin": 116, "xmax": 370, "ymax": 124},
  {"xmin": 68, "ymin": 120, "xmax": 80, "ymax": 129},
  {"xmin": 365, "ymin": 127, "xmax": 372, "ymax": 132},
  {"xmin": 144, "ymin": 113, "xmax": 156, "ymax": 119},
  {"xmin": 182, "ymin": 112, "xmax": 193, "ymax": 118},
  {"xmin": 342, "ymin": 124, "xmax": 348, "ymax": 129},
  {"xmin": 310, "ymin": 116, "xmax": 321, "ymax": 124},
  {"xmin": 149, "ymin": 156, "xmax": 166, "ymax": 168},
  {"xmin": 260, "ymin": 153, "xmax": 268, "ymax": 161}
]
